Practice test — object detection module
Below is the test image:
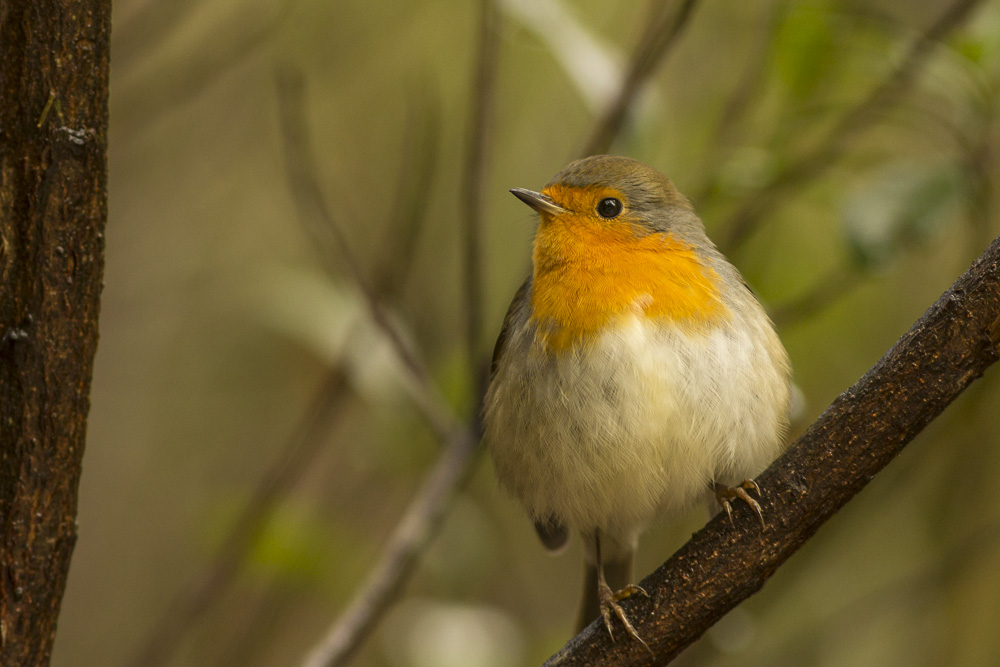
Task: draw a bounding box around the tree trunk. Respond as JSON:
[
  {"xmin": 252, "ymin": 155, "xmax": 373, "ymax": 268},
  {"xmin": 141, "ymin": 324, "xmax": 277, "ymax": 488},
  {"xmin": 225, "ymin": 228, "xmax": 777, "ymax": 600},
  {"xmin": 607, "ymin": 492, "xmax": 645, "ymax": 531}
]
[{"xmin": 0, "ymin": 1, "xmax": 111, "ymax": 664}]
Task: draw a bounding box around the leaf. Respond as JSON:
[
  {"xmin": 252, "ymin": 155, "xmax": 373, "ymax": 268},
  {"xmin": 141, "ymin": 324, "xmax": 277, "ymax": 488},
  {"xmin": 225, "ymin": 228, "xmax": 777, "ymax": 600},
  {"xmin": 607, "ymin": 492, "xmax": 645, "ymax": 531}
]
[
  {"xmin": 773, "ymin": 1, "xmax": 838, "ymax": 101},
  {"xmin": 841, "ymin": 161, "xmax": 963, "ymax": 270}
]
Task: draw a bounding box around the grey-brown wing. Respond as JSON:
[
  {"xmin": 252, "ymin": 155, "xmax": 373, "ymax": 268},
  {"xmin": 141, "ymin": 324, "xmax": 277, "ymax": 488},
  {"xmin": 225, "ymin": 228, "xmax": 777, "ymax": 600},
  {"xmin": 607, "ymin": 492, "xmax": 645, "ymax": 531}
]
[
  {"xmin": 489, "ymin": 276, "xmax": 570, "ymax": 551},
  {"xmin": 489, "ymin": 275, "xmax": 532, "ymax": 379}
]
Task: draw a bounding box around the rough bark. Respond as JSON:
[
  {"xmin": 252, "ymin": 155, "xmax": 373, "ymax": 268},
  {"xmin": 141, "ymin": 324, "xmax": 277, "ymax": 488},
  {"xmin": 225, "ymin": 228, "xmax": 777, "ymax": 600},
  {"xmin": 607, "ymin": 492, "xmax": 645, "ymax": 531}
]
[
  {"xmin": 545, "ymin": 236, "xmax": 1000, "ymax": 666},
  {"xmin": 0, "ymin": 1, "xmax": 111, "ymax": 664}
]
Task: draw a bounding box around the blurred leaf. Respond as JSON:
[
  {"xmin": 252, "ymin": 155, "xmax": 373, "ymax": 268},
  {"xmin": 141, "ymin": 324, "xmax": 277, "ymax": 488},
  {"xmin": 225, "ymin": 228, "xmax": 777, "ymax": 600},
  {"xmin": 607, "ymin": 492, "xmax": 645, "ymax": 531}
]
[
  {"xmin": 245, "ymin": 502, "xmax": 343, "ymax": 587},
  {"xmin": 841, "ymin": 161, "xmax": 963, "ymax": 270},
  {"xmin": 953, "ymin": 2, "xmax": 1000, "ymax": 66},
  {"xmin": 774, "ymin": 1, "xmax": 837, "ymax": 101},
  {"xmin": 203, "ymin": 495, "xmax": 365, "ymax": 596},
  {"xmin": 381, "ymin": 599, "xmax": 525, "ymax": 667},
  {"xmin": 250, "ymin": 265, "xmax": 415, "ymax": 405},
  {"xmin": 499, "ymin": 0, "xmax": 623, "ymax": 111},
  {"xmin": 951, "ymin": 34, "xmax": 985, "ymax": 65},
  {"xmin": 718, "ymin": 146, "xmax": 780, "ymax": 195}
]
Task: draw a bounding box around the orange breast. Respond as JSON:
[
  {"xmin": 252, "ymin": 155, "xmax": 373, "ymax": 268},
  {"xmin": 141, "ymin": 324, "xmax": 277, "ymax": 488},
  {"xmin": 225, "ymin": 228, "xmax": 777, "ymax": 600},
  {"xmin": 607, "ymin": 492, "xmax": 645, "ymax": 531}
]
[{"xmin": 530, "ymin": 214, "xmax": 728, "ymax": 352}]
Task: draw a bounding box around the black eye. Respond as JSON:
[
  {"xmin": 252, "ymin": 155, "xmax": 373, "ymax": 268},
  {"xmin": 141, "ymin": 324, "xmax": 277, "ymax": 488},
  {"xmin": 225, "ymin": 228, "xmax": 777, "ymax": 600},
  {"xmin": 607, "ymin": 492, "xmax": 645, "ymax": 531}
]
[{"xmin": 596, "ymin": 197, "xmax": 623, "ymax": 219}]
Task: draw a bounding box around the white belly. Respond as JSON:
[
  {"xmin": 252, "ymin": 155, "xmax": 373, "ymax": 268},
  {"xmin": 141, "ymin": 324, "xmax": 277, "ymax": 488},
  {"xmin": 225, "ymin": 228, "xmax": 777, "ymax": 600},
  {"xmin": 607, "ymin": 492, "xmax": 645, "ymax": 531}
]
[{"xmin": 485, "ymin": 313, "xmax": 789, "ymax": 542}]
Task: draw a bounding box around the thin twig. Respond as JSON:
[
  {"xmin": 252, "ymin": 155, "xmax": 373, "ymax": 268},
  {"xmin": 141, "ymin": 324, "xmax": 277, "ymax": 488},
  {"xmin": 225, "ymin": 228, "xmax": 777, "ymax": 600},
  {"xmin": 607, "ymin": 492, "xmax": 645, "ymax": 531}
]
[
  {"xmin": 377, "ymin": 87, "xmax": 441, "ymax": 297},
  {"xmin": 578, "ymin": 0, "xmax": 700, "ymax": 158},
  {"xmin": 720, "ymin": 0, "xmax": 986, "ymax": 253},
  {"xmin": 461, "ymin": 0, "xmax": 501, "ymax": 398},
  {"xmin": 770, "ymin": 263, "xmax": 864, "ymax": 329},
  {"xmin": 543, "ymin": 234, "xmax": 1000, "ymax": 665},
  {"xmin": 298, "ymin": 10, "xmax": 502, "ymax": 664},
  {"xmin": 126, "ymin": 368, "xmax": 352, "ymax": 667},
  {"xmin": 125, "ymin": 86, "xmax": 445, "ymax": 667},
  {"xmin": 691, "ymin": 0, "xmax": 788, "ymax": 205},
  {"xmin": 301, "ymin": 428, "xmax": 480, "ymax": 667},
  {"xmin": 274, "ymin": 66, "xmax": 457, "ymax": 441}
]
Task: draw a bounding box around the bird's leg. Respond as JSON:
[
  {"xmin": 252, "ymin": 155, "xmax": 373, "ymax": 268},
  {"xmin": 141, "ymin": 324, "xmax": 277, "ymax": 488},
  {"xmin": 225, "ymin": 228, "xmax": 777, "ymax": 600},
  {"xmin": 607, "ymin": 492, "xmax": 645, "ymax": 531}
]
[
  {"xmin": 593, "ymin": 531, "xmax": 650, "ymax": 650},
  {"xmin": 714, "ymin": 479, "xmax": 765, "ymax": 527}
]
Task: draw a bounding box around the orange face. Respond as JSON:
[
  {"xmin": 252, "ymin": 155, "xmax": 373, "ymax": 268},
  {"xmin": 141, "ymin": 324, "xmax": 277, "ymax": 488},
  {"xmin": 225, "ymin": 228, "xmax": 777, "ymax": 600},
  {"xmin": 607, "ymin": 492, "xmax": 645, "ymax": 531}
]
[{"xmin": 529, "ymin": 183, "xmax": 728, "ymax": 352}]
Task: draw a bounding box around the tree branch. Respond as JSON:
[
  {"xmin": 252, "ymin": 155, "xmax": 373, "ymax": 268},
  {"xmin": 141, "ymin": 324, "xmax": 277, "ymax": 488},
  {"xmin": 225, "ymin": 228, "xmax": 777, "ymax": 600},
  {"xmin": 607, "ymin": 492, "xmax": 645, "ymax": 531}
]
[
  {"xmin": 543, "ymin": 235, "xmax": 1000, "ymax": 665},
  {"xmin": 301, "ymin": 428, "xmax": 480, "ymax": 667},
  {"xmin": 578, "ymin": 0, "xmax": 699, "ymax": 158},
  {"xmin": 0, "ymin": 1, "xmax": 110, "ymax": 665},
  {"xmin": 125, "ymin": 368, "xmax": 351, "ymax": 667},
  {"xmin": 719, "ymin": 0, "xmax": 986, "ymax": 254},
  {"xmin": 461, "ymin": 0, "xmax": 502, "ymax": 398},
  {"xmin": 273, "ymin": 66, "xmax": 458, "ymax": 441},
  {"xmin": 126, "ymin": 80, "xmax": 445, "ymax": 667}
]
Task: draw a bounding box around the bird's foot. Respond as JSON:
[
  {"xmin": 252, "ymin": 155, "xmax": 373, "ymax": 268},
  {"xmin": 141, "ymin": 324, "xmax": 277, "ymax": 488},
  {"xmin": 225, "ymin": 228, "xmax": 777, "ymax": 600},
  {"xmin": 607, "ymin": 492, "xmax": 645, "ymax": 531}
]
[
  {"xmin": 714, "ymin": 479, "xmax": 765, "ymax": 528},
  {"xmin": 598, "ymin": 581, "xmax": 650, "ymax": 651}
]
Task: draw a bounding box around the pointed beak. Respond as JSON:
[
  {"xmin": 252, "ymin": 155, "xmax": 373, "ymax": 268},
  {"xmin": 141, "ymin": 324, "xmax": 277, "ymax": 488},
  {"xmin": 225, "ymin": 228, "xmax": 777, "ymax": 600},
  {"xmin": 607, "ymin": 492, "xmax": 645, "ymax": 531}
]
[{"xmin": 510, "ymin": 188, "xmax": 567, "ymax": 216}]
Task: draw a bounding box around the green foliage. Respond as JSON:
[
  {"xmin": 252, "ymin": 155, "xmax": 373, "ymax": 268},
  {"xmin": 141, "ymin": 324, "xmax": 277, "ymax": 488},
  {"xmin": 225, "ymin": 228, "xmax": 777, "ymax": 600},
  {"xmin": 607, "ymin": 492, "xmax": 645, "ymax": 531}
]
[
  {"xmin": 842, "ymin": 161, "xmax": 964, "ymax": 270},
  {"xmin": 774, "ymin": 1, "xmax": 839, "ymax": 101}
]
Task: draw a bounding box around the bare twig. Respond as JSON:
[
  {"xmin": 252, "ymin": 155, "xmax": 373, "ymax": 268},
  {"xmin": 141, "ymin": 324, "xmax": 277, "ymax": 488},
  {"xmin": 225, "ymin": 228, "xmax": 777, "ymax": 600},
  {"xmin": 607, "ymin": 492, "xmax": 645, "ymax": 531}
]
[
  {"xmin": 297, "ymin": 9, "xmax": 503, "ymax": 664},
  {"xmin": 125, "ymin": 368, "xmax": 352, "ymax": 667},
  {"xmin": 770, "ymin": 263, "xmax": 864, "ymax": 329},
  {"xmin": 377, "ymin": 88, "xmax": 441, "ymax": 297},
  {"xmin": 117, "ymin": 1, "xmax": 297, "ymax": 140},
  {"xmin": 274, "ymin": 66, "xmax": 457, "ymax": 440},
  {"xmin": 720, "ymin": 0, "xmax": 986, "ymax": 253},
  {"xmin": 461, "ymin": 0, "xmax": 502, "ymax": 397},
  {"xmin": 543, "ymin": 235, "xmax": 1000, "ymax": 665},
  {"xmin": 126, "ymin": 82, "xmax": 445, "ymax": 667},
  {"xmin": 301, "ymin": 427, "xmax": 480, "ymax": 667},
  {"xmin": 578, "ymin": 0, "xmax": 699, "ymax": 158},
  {"xmin": 691, "ymin": 0, "xmax": 788, "ymax": 205}
]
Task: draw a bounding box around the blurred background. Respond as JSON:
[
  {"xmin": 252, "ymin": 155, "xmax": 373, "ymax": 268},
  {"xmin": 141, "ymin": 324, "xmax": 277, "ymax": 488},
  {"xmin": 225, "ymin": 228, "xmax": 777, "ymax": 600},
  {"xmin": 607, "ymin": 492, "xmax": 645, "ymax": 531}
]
[{"xmin": 52, "ymin": 0, "xmax": 1000, "ymax": 665}]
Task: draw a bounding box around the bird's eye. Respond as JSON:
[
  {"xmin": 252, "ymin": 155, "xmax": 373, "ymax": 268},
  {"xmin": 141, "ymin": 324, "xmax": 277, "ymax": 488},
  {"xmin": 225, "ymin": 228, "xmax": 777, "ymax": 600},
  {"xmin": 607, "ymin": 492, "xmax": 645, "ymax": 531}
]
[{"xmin": 596, "ymin": 197, "xmax": 623, "ymax": 219}]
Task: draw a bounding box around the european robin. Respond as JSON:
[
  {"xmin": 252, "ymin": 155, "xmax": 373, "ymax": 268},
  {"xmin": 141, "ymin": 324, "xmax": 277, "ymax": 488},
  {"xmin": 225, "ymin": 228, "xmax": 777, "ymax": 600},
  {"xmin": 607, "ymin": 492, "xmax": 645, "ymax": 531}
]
[{"xmin": 483, "ymin": 155, "xmax": 791, "ymax": 644}]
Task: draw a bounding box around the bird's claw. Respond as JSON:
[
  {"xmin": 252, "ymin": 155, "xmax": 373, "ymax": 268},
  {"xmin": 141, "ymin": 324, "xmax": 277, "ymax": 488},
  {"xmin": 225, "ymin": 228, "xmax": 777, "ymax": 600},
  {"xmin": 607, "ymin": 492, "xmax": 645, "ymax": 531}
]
[
  {"xmin": 714, "ymin": 479, "xmax": 765, "ymax": 528},
  {"xmin": 598, "ymin": 582, "xmax": 651, "ymax": 654}
]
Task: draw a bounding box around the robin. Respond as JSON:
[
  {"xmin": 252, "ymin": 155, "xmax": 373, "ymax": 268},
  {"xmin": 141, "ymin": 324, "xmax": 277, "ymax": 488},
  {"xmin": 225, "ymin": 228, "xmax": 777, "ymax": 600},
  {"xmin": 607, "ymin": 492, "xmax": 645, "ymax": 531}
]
[{"xmin": 483, "ymin": 155, "xmax": 792, "ymax": 645}]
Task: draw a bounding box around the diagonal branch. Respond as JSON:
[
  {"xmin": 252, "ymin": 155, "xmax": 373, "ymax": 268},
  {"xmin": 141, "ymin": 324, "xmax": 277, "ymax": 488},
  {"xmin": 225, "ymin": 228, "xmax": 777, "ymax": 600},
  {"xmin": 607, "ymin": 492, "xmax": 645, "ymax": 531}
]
[
  {"xmin": 124, "ymin": 88, "xmax": 444, "ymax": 667},
  {"xmin": 301, "ymin": 427, "xmax": 480, "ymax": 667},
  {"xmin": 578, "ymin": 0, "xmax": 699, "ymax": 158},
  {"xmin": 274, "ymin": 66, "xmax": 457, "ymax": 441},
  {"xmin": 543, "ymin": 236, "xmax": 1000, "ymax": 666},
  {"xmin": 719, "ymin": 0, "xmax": 986, "ymax": 253},
  {"xmin": 125, "ymin": 368, "xmax": 352, "ymax": 667},
  {"xmin": 297, "ymin": 8, "xmax": 503, "ymax": 664},
  {"xmin": 690, "ymin": 0, "xmax": 788, "ymax": 205},
  {"xmin": 461, "ymin": 0, "xmax": 502, "ymax": 398}
]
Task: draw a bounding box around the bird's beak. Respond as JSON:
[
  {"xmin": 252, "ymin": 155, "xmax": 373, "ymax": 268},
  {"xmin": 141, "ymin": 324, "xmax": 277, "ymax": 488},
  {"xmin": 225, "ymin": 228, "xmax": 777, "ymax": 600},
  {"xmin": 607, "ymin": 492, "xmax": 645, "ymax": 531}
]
[{"xmin": 510, "ymin": 188, "xmax": 567, "ymax": 216}]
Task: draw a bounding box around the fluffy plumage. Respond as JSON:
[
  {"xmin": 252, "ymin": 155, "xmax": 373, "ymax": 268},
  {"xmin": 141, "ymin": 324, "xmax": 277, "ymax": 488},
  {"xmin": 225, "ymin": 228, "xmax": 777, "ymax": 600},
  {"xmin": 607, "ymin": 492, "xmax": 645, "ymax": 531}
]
[{"xmin": 484, "ymin": 155, "xmax": 791, "ymax": 632}]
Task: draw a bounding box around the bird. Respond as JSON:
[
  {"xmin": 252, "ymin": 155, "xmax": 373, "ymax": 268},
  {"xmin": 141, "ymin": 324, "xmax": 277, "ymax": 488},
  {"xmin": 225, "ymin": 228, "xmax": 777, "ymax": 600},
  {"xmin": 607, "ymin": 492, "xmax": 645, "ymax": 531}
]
[{"xmin": 483, "ymin": 155, "xmax": 791, "ymax": 645}]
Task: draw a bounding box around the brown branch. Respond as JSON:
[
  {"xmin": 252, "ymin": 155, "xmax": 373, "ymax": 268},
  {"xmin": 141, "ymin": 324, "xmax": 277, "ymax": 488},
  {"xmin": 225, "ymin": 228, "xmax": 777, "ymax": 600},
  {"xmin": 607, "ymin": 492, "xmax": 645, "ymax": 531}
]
[
  {"xmin": 690, "ymin": 0, "xmax": 788, "ymax": 205},
  {"xmin": 273, "ymin": 66, "xmax": 457, "ymax": 441},
  {"xmin": 770, "ymin": 263, "xmax": 864, "ymax": 329},
  {"xmin": 542, "ymin": 236, "xmax": 1000, "ymax": 666},
  {"xmin": 719, "ymin": 0, "xmax": 986, "ymax": 254},
  {"xmin": 124, "ymin": 368, "xmax": 351, "ymax": 667},
  {"xmin": 0, "ymin": 1, "xmax": 111, "ymax": 665},
  {"xmin": 578, "ymin": 0, "xmax": 699, "ymax": 158},
  {"xmin": 461, "ymin": 0, "xmax": 502, "ymax": 396},
  {"xmin": 289, "ymin": 14, "xmax": 506, "ymax": 663},
  {"xmin": 301, "ymin": 427, "xmax": 480, "ymax": 667},
  {"xmin": 116, "ymin": 1, "xmax": 297, "ymax": 140},
  {"xmin": 125, "ymin": 83, "xmax": 445, "ymax": 667},
  {"xmin": 377, "ymin": 89, "xmax": 441, "ymax": 298},
  {"xmin": 270, "ymin": 66, "xmax": 485, "ymax": 667}
]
